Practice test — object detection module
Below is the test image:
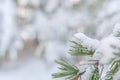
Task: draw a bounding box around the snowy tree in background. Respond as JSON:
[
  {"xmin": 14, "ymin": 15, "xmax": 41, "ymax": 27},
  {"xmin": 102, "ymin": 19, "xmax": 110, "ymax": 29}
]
[
  {"xmin": 0, "ymin": 0, "xmax": 106, "ymax": 62},
  {"xmin": 0, "ymin": 0, "xmax": 120, "ymax": 72},
  {"xmin": 0, "ymin": 0, "xmax": 110, "ymax": 60},
  {"xmin": 52, "ymin": 24, "xmax": 120, "ymax": 80},
  {"xmin": 0, "ymin": 0, "xmax": 18, "ymax": 61}
]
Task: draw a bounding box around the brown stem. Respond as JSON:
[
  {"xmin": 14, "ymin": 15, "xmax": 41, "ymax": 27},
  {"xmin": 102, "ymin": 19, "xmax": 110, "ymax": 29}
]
[{"xmin": 70, "ymin": 71, "xmax": 86, "ymax": 80}]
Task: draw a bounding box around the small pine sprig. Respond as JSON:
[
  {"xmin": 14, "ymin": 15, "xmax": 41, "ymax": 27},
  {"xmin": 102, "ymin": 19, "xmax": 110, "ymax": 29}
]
[
  {"xmin": 52, "ymin": 59, "xmax": 83, "ymax": 80},
  {"xmin": 89, "ymin": 67, "xmax": 100, "ymax": 80},
  {"xmin": 86, "ymin": 60, "xmax": 100, "ymax": 80},
  {"xmin": 69, "ymin": 41, "xmax": 94, "ymax": 56},
  {"xmin": 103, "ymin": 58, "xmax": 120, "ymax": 80}
]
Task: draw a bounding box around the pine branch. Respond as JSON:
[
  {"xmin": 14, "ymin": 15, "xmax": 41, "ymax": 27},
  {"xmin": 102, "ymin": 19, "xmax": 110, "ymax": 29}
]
[
  {"xmin": 103, "ymin": 58, "xmax": 120, "ymax": 80},
  {"xmin": 52, "ymin": 59, "xmax": 81, "ymax": 80},
  {"xmin": 89, "ymin": 67, "xmax": 100, "ymax": 80},
  {"xmin": 70, "ymin": 71, "xmax": 86, "ymax": 80},
  {"xmin": 69, "ymin": 41, "xmax": 94, "ymax": 56}
]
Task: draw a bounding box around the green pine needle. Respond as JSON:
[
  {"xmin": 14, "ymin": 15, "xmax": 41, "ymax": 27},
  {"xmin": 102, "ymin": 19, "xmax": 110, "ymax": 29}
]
[
  {"xmin": 52, "ymin": 59, "xmax": 80, "ymax": 79},
  {"xmin": 89, "ymin": 68, "xmax": 100, "ymax": 80},
  {"xmin": 103, "ymin": 58, "xmax": 120, "ymax": 80},
  {"xmin": 69, "ymin": 41, "xmax": 94, "ymax": 56}
]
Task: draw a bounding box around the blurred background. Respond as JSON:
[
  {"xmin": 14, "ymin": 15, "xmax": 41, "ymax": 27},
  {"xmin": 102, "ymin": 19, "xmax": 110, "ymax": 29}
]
[{"xmin": 0, "ymin": 0, "xmax": 120, "ymax": 80}]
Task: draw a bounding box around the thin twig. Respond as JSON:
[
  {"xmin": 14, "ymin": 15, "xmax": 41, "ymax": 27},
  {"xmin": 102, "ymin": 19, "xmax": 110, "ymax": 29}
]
[{"xmin": 70, "ymin": 71, "xmax": 86, "ymax": 80}]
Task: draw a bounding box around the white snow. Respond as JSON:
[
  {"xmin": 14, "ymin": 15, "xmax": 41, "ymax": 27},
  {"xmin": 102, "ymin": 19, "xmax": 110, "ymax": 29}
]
[
  {"xmin": 113, "ymin": 23, "xmax": 120, "ymax": 37},
  {"xmin": 96, "ymin": 34, "xmax": 120, "ymax": 64},
  {"xmin": 81, "ymin": 65, "xmax": 95, "ymax": 80},
  {"xmin": 0, "ymin": 59, "xmax": 56, "ymax": 80},
  {"xmin": 74, "ymin": 26, "xmax": 120, "ymax": 64},
  {"xmin": 74, "ymin": 32, "xmax": 100, "ymax": 51},
  {"xmin": 76, "ymin": 25, "xmax": 120, "ymax": 79}
]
